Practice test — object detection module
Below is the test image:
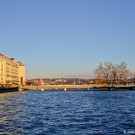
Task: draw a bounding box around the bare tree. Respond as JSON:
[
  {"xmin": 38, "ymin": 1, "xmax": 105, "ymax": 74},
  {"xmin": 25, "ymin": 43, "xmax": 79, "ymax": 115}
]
[
  {"xmin": 110, "ymin": 64, "xmax": 118, "ymax": 83},
  {"xmin": 94, "ymin": 61, "xmax": 130, "ymax": 85},
  {"xmin": 117, "ymin": 61, "xmax": 129, "ymax": 84},
  {"xmin": 104, "ymin": 62, "xmax": 113, "ymax": 82}
]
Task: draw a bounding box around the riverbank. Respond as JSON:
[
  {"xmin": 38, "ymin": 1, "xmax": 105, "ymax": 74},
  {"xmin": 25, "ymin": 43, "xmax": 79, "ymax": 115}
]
[
  {"xmin": 1, "ymin": 85, "xmax": 135, "ymax": 93},
  {"xmin": 20, "ymin": 85, "xmax": 135, "ymax": 91},
  {"xmin": 21, "ymin": 85, "xmax": 94, "ymax": 90}
]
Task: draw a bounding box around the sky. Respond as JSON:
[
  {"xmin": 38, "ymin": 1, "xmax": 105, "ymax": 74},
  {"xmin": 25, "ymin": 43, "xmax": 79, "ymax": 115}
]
[{"xmin": 0, "ymin": 0, "xmax": 135, "ymax": 79}]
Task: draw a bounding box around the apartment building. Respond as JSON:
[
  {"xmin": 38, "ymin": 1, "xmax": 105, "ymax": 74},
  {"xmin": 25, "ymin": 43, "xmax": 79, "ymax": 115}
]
[{"xmin": 0, "ymin": 53, "xmax": 26, "ymax": 86}]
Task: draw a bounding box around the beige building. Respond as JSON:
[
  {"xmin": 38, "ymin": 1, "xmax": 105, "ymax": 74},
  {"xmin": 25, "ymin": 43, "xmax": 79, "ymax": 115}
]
[{"xmin": 0, "ymin": 53, "xmax": 26, "ymax": 86}]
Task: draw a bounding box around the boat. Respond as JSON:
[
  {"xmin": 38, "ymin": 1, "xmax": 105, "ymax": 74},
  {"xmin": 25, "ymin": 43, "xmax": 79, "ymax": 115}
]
[{"xmin": 0, "ymin": 87, "xmax": 19, "ymax": 93}]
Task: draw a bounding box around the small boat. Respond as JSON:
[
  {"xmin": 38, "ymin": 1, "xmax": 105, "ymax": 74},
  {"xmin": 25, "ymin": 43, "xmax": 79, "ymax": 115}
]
[{"xmin": 0, "ymin": 87, "xmax": 19, "ymax": 93}]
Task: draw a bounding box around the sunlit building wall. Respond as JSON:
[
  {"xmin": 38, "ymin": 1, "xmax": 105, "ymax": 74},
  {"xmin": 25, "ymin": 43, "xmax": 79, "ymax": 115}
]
[
  {"xmin": 18, "ymin": 61, "xmax": 26, "ymax": 85},
  {"xmin": 0, "ymin": 53, "xmax": 26, "ymax": 85}
]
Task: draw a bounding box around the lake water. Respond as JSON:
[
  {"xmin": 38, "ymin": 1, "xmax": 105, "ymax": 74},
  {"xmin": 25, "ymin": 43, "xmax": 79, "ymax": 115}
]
[{"xmin": 0, "ymin": 90, "xmax": 135, "ymax": 135}]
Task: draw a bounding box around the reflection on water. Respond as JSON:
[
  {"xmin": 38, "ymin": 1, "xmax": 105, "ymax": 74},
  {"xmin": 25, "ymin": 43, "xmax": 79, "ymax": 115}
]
[
  {"xmin": 0, "ymin": 92, "xmax": 27, "ymax": 135},
  {"xmin": 0, "ymin": 90, "xmax": 135, "ymax": 135}
]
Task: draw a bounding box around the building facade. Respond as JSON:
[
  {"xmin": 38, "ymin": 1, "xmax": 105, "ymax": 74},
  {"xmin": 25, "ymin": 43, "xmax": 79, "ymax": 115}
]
[{"xmin": 0, "ymin": 53, "xmax": 26, "ymax": 86}]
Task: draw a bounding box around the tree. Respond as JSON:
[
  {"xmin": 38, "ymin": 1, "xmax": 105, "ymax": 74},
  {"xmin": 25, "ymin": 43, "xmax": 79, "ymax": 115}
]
[
  {"xmin": 117, "ymin": 61, "xmax": 129, "ymax": 84},
  {"xmin": 94, "ymin": 61, "xmax": 130, "ymax": 85}
]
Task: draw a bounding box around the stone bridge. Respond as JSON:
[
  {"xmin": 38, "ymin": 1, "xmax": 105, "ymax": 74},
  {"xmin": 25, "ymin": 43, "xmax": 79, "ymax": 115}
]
[
  {"xmin": 21, "ymin": 84, "xmax": 97, "ymax": 90},
  {"xmin": 20, "ymin": 84, "xmax": 135, "ymax": 91}
]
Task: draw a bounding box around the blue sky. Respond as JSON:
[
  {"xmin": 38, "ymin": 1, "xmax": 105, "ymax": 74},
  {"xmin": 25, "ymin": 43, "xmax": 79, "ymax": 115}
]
[{"xmin": 0, "ymin": 0, "xmax": 135, "ymax": 79}]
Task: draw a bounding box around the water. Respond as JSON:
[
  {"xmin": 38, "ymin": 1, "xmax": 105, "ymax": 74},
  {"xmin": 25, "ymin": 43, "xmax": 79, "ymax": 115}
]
[{"xmin": 0, "ymin": 90, "xmax": 135, "ymax": 135}]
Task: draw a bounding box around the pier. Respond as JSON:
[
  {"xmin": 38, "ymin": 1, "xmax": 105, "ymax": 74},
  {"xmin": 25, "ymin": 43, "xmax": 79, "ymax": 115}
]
[
  {"xmin": 20, "ymin": 84, "xmax": 135, "ymax": 91},
  {"xmin": 21, "ymin": 84, "xmax": 95, "ymax": 91}
]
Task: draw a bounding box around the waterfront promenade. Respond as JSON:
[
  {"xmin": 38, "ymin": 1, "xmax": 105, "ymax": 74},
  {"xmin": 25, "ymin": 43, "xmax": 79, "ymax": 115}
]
[
  {"xmin": 20, "ymin": 84, "xmax": 135, "ymax": 91},
  {"xmin": 21, "ymin": 84, "xmax": 95, "ymax": 90}
]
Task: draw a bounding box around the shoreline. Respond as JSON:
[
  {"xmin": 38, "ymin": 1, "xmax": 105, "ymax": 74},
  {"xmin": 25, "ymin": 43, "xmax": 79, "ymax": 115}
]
[
  {"xmin": 1, "ymin": 85, "xmax": 135, "ymax": 93},
  {"xmin": 21, "ymin": 85, "xmax": 135, "ymax": 91}
]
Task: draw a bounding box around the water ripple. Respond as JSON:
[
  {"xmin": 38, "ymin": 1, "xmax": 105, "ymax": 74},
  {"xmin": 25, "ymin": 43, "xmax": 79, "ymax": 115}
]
[{"xmin": 0, "ymin": 91, "xmax": 135, "ymax": 135}]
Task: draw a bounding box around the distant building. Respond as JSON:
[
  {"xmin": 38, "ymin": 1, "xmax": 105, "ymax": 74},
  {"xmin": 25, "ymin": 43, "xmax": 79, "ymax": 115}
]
[{"xmin": 0, "ymin": 53, "xmax": 26, "ymax": 86}]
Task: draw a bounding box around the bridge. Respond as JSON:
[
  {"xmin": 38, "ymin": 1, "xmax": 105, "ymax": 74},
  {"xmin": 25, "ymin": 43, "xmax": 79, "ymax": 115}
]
[
  {"xmin": 20, "ymin": 84, "xmax": 135, "ymax": 91},
  {"xmin": 21, "ymin": 84, "xmax": 95, "ymax": 90}
]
